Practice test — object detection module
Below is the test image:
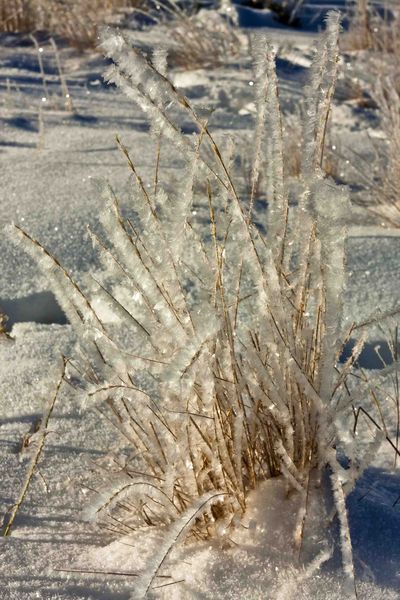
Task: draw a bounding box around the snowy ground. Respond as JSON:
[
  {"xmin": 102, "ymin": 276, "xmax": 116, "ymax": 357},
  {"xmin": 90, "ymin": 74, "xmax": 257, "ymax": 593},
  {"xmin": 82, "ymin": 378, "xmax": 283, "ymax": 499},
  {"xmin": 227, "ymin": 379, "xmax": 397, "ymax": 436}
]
[{"xmin": 1, "ymin": 4, "xmax": 399, "ymax": 599}]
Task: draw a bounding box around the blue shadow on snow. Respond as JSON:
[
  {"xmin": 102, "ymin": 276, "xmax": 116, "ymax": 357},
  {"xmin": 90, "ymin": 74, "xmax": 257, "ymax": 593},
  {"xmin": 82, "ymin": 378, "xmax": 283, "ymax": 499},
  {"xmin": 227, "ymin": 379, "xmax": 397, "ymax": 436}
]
[{"xmin": 348, "ymin": 467, "xmax": 400, "ymax": 590}]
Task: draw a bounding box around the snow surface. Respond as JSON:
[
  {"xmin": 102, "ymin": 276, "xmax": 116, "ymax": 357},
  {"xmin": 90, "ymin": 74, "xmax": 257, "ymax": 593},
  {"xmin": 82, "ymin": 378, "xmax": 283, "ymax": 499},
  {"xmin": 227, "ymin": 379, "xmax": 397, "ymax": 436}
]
[{"xmin": 1, "ymin": 4, "xmax": 399, "ymax": 599}]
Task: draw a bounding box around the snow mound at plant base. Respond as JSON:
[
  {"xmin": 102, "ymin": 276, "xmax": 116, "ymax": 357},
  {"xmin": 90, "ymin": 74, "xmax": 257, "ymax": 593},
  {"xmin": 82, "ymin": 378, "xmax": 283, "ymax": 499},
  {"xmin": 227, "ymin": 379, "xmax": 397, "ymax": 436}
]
[{"xmin": 77, "ymin": 478, "xmax": 398, "ymax": 599}]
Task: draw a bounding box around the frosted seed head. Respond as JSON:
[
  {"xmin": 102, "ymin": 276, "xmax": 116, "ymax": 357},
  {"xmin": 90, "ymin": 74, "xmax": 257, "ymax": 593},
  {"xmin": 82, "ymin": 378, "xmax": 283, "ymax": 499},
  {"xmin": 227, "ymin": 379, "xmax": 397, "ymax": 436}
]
[{"xmin": 99, "ymin": 28, "xmax": 124, "ymax": 57}]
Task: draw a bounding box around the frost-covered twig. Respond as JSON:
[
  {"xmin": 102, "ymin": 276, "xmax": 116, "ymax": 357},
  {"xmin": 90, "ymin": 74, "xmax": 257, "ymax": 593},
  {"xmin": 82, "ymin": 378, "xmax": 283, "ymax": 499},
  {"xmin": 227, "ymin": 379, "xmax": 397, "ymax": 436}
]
[
  {"xmin": 133, "ymin": 492, "xmax": 226, "ymax": 599},
  {"xmin": 1, "ymin": 358, "xmax": 66, "ymax": 536}
]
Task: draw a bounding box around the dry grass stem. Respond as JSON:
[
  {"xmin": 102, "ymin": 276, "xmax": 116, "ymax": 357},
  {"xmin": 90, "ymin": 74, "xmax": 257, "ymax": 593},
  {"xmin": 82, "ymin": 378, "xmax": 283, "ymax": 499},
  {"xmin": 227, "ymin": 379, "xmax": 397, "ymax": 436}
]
[{"xmin": 1, "ymin": 358, "xmax": 66, "ymax": 536}]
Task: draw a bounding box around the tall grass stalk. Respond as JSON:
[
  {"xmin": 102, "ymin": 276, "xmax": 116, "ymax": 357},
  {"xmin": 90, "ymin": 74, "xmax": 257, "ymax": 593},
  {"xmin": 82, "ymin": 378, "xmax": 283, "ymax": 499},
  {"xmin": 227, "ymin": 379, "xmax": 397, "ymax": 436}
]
[{"xmin": 1, "ymin": 358, "xmax": 65, "ymax": 536}]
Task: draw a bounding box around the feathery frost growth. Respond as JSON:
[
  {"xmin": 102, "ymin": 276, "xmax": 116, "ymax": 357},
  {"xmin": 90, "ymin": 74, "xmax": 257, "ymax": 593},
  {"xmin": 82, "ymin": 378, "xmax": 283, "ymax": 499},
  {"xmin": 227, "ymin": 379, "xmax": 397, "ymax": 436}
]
[{"xmin": 11, "ymin": 12, "xmax": 377, "ymax": 596}]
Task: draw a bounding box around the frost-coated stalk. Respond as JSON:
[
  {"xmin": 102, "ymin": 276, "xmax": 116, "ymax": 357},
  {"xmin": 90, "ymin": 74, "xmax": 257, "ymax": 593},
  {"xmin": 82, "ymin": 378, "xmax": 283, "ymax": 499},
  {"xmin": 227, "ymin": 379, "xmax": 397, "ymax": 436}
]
[
  {"xmin": 50, "ymin": 37, "xmax": 74, "ymax": 112},
  {"xmin": 262, "ymin": 44, "xmax": 288, "ymax": 270},
  {"xmin": 250, "ymin": 33, "xmax": 270, "ymax": 217},
  {"xmin": 9, "ymin": 225, "xmax": 107, "ymax": 372},
  {"xmin": 275, "ymin": 547, "xmax": 333, "ymax": 600},
  {"xmin": 328, "ymin": 449, "xmax": 357, "ymax": 597},
  {"xmin": 302, "ymin": 12, "xmax": 341, "ymax": 178},
  {"xmin": 133, "ymin": 492, "xmax": 226, "ymax": 599},
  {"xmin": 101, "ymin": 31, "xmax": 229, "ymax": 187},
  {"xmin": 2, "ymin": 359, "xmax": 65, "ymax": 537},
  {"xmin": 313, "ymin": 180, "xmax": 349, "ymax": 406}
]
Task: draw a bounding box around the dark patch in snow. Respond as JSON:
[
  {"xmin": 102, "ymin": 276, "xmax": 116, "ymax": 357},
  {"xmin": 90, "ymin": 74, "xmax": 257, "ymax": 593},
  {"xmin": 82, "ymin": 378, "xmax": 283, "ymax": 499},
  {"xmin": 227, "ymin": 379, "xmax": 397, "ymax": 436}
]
[
  {"xmin": 70, "ymin": 113, "xmax": 99, "ymax": 125},
  {"xmin": 4, "ymin": 115, "xmax": 38, "ymax": 132},
  {"xmin": 87, "ymin": 74, "xmax": 111, "ymax": 90},
  {"xmin": 276, "ymin": 56, "xmax": 307, "ymax": 77},
  {"xmin": 42, "ymin": 444, "xmax": 106, "ymax": 456},
  {"xmin": 79, "ymin": 145, "xmax": 118, "ymax": 153},
  {"xmin": 349, "ymin": 105, "xmax": 380, "ymax": 123},
  {"xmin": 60, "ymin": 586, "xmax": 129, "ymax": 600},
  {"xmin": 181, "ymin": 121, "xmax": 200, "ymax": 135},
  {"xmin": 183, "ymin": 84, "xmax": 208, "ymax": 100},
  {"xmin": 1, "ymin": 413, "xmax": 43, "ymax": 426},
  {"xmin": 0, "ymin": 140, "xmax": 37, "ymax": 149},
  {"xmin": 0, "ymin": 74, "xmax": 66, "ymax": 101},
  {"xmin": 0, "ymin": 32, "xmax": 38, "ymax": 47},
  {"xmin": 235, "ymin": 5, "xmax": 285, "ymax": 29},
  {"xmin": 233, "ymin": 1, "xmax": 342, "ymax": 31},
  {"xmin": 348, "ymin": 467, "xmax": 400, "ymax": 591},
  {"xmin": 0, "ymin": 291, "xmax": 68, "ymax": 329},
  {"xmin": 0, "ymin": 73, "xmax": 49, "ymax": 87},
  {"xmin": 339, "ymin": 339, "xmax": 399, "ymax": 370},
  {"xmin": 69, "ymin": 113, "xmax": 151, "ymax": 133},
  {"xmin": 1, "ymin": 52, "xmax": 59, "ymax": 76}
]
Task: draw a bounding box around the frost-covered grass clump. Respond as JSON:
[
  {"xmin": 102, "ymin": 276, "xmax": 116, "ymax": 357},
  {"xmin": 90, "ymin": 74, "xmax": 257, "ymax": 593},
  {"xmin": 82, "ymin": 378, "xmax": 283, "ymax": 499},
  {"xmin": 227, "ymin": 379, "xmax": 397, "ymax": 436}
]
[{"xmin": 11, "ymin": 12, "xmax": 381, "ymax": 596}]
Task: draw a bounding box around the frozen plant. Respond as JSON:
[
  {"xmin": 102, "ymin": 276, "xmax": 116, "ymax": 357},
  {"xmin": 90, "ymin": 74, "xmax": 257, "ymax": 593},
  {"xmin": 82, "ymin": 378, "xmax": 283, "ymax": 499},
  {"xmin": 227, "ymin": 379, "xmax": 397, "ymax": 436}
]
[
  {"xmin": 162, "ymin": 9, "xmax": 241, "ymax": 70},
  {"xmin": 126, "ymin": 0, "xmax": 240, "ymax": 69},
  {"xmin": 341, "ymin": 0, "xmax": 400, "ymax": 54},
  {"xmin": 1, "ymin": 360, "xmax": 65, "ymax": 536},
  {"xmin": 352, "ymin": 71, "xmax": 400, "ymax": 227},
  {"xmin": 11, "ymin": 12, "xmax": 377, "ymax": 598}
]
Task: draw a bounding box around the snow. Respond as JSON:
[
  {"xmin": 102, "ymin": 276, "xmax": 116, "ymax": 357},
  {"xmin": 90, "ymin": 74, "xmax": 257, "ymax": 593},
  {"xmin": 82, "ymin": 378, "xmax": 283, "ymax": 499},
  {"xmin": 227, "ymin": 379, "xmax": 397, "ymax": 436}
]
[
  {"xmin": 1, "ymin": 3, "xmax": 399, "ymax": 599},
  {"xmin": 75, "ymin": 478, "xmax": 399, "ymax": 599}
]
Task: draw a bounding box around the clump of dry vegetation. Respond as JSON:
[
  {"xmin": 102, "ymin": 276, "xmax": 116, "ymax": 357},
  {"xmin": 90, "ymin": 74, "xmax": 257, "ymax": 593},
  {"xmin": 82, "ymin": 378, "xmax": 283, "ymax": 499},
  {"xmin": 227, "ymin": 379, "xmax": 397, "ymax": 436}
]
[
  {"xmin": 351, "ymin": 72, "xmax": 400, "ymax": 227},
  {"xmin": 337, "ymin": 2, "xmax": 400, "ymax": 226},
  {"xmin": 10, "ymin": 11, "xmax": 385, "ymax": 597},
  {"xmin": 341, "ymin": 0, "xmax": 400, "ymax": 53},
  {"xmin": 0, "ymin": 0, "xmax": 138, "ymax": 48},
  {"xmin": 0, "ymin": 0, "xmax": 241, "ymax": 66},
  {"xmin": 165, "ymin": 10, "xmax": 241, "ymax": 70}
]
